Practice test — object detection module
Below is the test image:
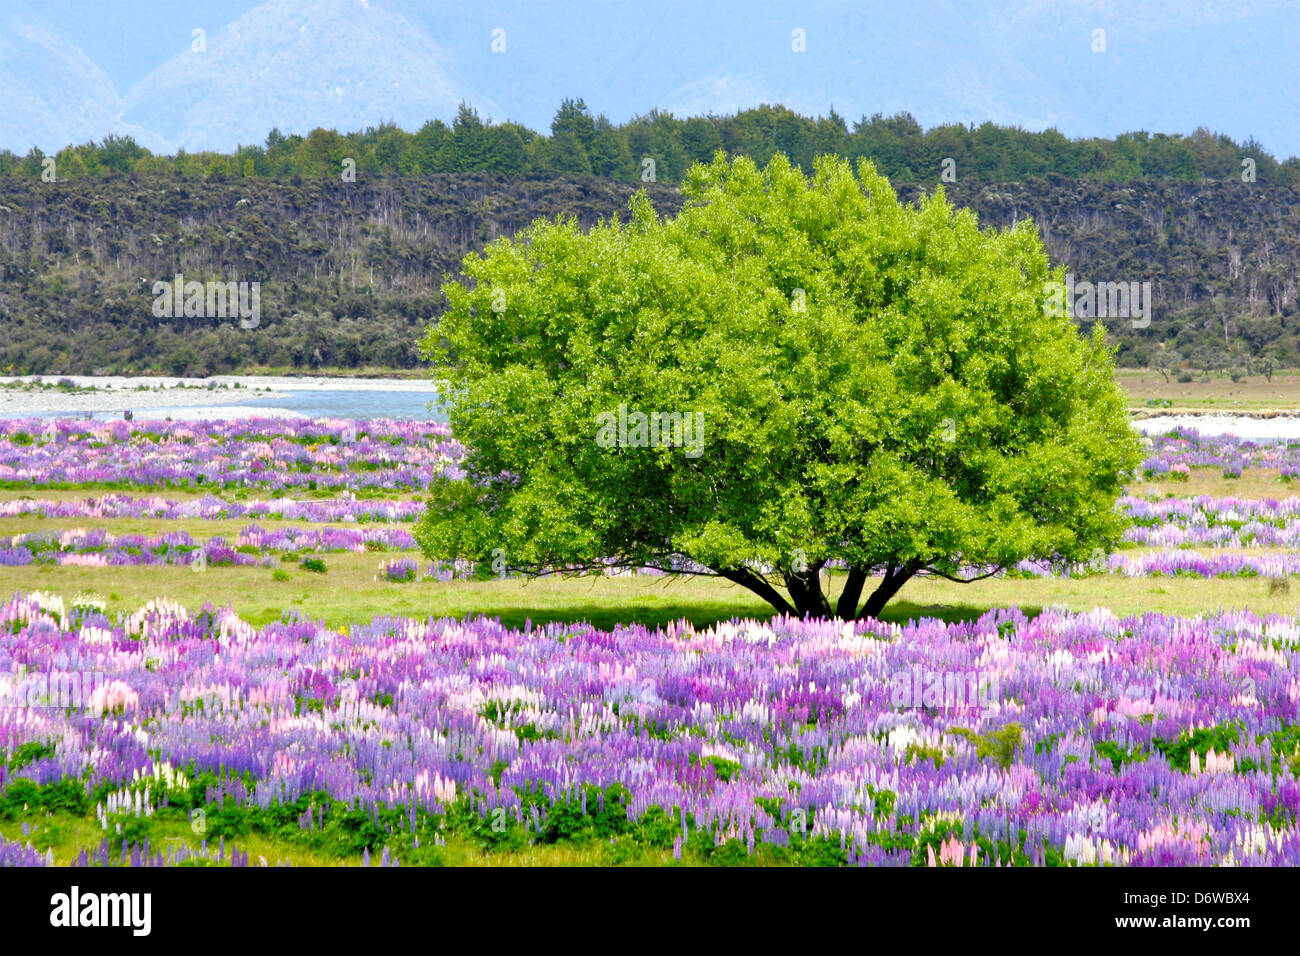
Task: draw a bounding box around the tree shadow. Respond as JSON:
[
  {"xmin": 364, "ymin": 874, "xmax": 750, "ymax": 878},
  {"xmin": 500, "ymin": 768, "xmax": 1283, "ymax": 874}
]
[
  {"xmin": 879, "ymin": 601, "xmax": 1045, "ymax": 627},
  {"xmin": 449, "ymin": 600, "xmax": 772, "ymax": 633},
  {"xmin": 440, "ymin": 598, "xmax": 1046, "ymax": 633}
]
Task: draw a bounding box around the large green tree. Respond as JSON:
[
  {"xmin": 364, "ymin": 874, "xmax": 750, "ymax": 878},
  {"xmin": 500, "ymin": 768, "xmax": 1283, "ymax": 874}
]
[{"xmin": 416, "ymin": 153, "xmax": 1142, "ymax": 620}]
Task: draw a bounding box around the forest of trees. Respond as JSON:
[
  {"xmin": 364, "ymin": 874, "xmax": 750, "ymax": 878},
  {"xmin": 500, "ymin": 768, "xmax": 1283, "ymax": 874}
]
[
  {"xmin": 895, "ymin": 179, "xmax": 1300, "ymax": 371},
  {"xmin": 3, "ymin": 100, "xmax": 1299, "ymax": 187},
  {"xmin": 0, "ymin": 173, "xmax": 681, "ymax": 374},
  {"xmin": 0, "ymin": 102, "xmax": 1297, "ymax": 376}
]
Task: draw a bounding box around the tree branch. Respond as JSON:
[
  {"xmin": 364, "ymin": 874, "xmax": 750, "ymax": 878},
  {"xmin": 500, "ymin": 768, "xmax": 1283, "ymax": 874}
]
[
  {"xmin": 716, "ymin": 564, "xmax": 797, "ymax": 616},
  {"xmin": 919, "ymin": 566, "xmax": 1005, "ymax": 584}
]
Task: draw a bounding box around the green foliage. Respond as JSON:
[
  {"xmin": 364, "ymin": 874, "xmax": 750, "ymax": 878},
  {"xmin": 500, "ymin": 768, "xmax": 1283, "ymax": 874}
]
[
  {"xmin": 1153, "ymin": 723, "xmax": 1242, "ymax": 772},
  {"xmin": 417, "ymin": 154, "xmax": 1142, "ymax": 618},
  {"xmin": 0, "ymin": 766, "xmax": 1146, "ymax": 867},
  {"xmin": 298, "ymin": 557, "xmax": 327, "ymax": 574},
  {"xmin": 0, "ymin": 777, "xmax": 89, "ymax": 819},
  {"xmin": 9, "ymin": 108, "xmax": 1296, "ymax": 186},
  {"xmin": 904, "ymin": 743, "xmax": 946, "ymax": 769},
  {"xmin": 947, "ymin": 723, "xmax": 1024, "ymax": 769},
  {"xmin": 1261, "ymin": 725, "xmax": 1300, "ymax": 778},
  {"xmin": 521, "ymin": 783, "xmax": 635, "ymax": 844},
  {"xmin": 1094, "ymin": 739, "xmax": 1147, "ymax": 773},
  {"xmin": 6, "ymin": 740, "xmax": 56, "ymax": 771},
  {"xmin": 691, "ymin": 754, "xmax": 743, "ymax": 782}
]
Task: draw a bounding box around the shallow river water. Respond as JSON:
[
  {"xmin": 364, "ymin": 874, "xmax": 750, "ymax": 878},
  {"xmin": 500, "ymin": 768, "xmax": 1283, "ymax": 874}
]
[{"xmin": 4, "ymin": 377, "xmax": 1300, "ymax": 439}]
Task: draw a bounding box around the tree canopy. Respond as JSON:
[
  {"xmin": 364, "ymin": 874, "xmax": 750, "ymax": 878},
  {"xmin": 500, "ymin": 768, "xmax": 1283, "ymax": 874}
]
[
  {"xmin": 416, "ymin": 152, "xmax": 1142, "ymax": 619},
  {"xmin": 9, "ymin": 104, "xmax": 1297, "ymax": 185}
]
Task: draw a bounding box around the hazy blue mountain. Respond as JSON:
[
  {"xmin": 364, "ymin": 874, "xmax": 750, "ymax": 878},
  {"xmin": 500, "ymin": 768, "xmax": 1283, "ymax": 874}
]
[
  {"xmin": 0, "ymin": 6, "xmax": 165, "ymax": 154},
  {"xmin": 382, "ymin": 0, "xmax": 1299, "ymax": 159},
  {"xmin": 122, "ymin": 0, "xmax": 498, "ymax": 152},
  {"xmin": 2, "ymin": 0, "xmax": 1297, "ymax": 159}
]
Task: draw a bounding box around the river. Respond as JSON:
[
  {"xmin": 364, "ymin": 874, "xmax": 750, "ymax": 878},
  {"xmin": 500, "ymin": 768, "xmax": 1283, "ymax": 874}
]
[{"xmin": 4, "ymin": 376, "xmax": 1300, "ymax": 439}]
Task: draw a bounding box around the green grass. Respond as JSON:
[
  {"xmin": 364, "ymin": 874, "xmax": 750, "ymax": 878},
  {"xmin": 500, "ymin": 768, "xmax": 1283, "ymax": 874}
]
[
  {"xmin": 5, "ymin": 555, "xmax": 1299, "ymax": 630},
  {"xmin": 0, "ymin": 814, "xmax": 710, "ymax": 867},
  {"xmin": 1118, "ymin": 367, "xmax": 1300, "ymax": 412},
  {"xmin": 1, "ymin": 466, "xmax": 1297, "ymax": 628},
  {"xmin": 1135, "ymin": 467, "xmax": 1293, "ymax": 500}
]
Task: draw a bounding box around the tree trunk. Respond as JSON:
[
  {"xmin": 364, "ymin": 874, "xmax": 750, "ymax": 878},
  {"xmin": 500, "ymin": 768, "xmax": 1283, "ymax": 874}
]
[
  {"xmin": 858, "ymin": 562, "xmax": 920, "ymax": 619},
  {"xmin": 836, "ymin": 567, "xmax": 868, "ymax": 620},
  {"xmin": 784, "ymin": 567, "xmax": 831, "ymax": 618},
  {"xmin": 718, "ymin": 560, "xmax": 920, "ymax": 621}
]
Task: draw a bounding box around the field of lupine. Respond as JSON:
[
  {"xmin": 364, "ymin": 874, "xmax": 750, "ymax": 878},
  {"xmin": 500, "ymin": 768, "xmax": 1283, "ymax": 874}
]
[
  {"xmin": 0, "ymin": 418, "xmax": 462, "ymax": 492},
  {"xmin": 3, "ymin": 418, "xmax": 1300, "ymax": 866},
  {"xmin": 3, "ymin": 593, "xmax": 1300, "ymax": 867}
]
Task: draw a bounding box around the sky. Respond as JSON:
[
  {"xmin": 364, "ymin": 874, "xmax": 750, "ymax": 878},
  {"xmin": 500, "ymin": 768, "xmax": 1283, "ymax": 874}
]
[{"xmin": 2, "ymin": 0, "xmax": 1297, "ymax": 159}]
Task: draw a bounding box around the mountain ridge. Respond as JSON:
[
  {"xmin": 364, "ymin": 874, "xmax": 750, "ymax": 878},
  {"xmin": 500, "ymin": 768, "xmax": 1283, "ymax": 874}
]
[{"xmin": 2, "ymin": 0, "xmax": 1297, "ymax": 159}]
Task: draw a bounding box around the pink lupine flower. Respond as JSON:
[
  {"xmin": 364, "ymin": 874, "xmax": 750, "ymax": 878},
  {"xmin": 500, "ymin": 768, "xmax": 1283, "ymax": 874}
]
[
  {"xmin": 4, "ymin": 567, "xmax": 1300, "ymax": 866},
  {"xmin": 1202, "ymin": 748, "xmax": 1236, "ymax": 774},
  {"xmin": 60, "ymin": 554, "xmax": 108, "ymax": 567},
  {"xmin": 937, "ymin": 836, "xmax": 966, "ymax": 867},
  {"xmin": 89, "ymin": 680, "xmax": 139, "ymax": 715}
]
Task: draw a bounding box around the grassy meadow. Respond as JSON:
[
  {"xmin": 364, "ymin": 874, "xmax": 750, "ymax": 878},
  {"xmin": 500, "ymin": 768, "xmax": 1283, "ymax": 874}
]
[
  {"xmin": 1119, "ymin": 367, "xmax": 1300, "ymax": 413},
  {"xmin": 3, "ymin": 539, "xmax": 1299, "ymax": 633},
  {"xmin": 5, "ymin": 459, "xmax": 1300, "ymax": 634},
  {"xmin": 5, "ymin": 380, "xmax": 1300, "ymax": 868}
]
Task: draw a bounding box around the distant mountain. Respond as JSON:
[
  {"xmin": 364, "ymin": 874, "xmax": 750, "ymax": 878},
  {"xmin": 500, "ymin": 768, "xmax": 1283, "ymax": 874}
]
[
  {"xmin": 1, "ymin": 0, "xmax": 1297, "ymax": 159},
  {"xmin": 122, "ymin": 0, "xmax": 498, "ymax": 152},
  {"xmin": 389, "ymin": 0, "xmax": 1300, "ymax": 161},
  {"xmin": 0, "ymin": 9, "xmax": 164, "ymax": 154}
]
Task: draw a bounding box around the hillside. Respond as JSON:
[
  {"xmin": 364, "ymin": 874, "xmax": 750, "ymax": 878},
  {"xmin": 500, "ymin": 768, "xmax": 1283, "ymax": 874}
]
[
  {"xmin": 897, "ymin": 177, "xmax": 1300, "ymax": 369},
  {"xmin": 0, "ymin": 172, "xmax": 1297, "ymax": 375},
  {"xmin": 0, "ymin": 174, "xmax": 680, "ymax": 375}
]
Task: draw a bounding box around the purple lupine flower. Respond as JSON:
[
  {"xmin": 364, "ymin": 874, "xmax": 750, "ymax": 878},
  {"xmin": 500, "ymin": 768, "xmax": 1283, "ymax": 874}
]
[{"xmin": 3, "ymin": 589, "xmax": 1300, "ymax": 865}]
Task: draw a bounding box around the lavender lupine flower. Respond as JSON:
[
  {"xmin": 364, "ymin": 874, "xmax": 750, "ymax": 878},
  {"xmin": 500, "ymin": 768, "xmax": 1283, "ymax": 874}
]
[
  {"xmin": 0, "ymin": 493, "xmax": 423, "ymax": 524},
  {"xmin": 0, "ymin": 836, "xmax": 49, "ymax": 867},
  {"xmin": 1121, "ymin": 494, "xmax": 1300, "ymax": 548},
  {"xmin": 1017, "ymin": 550, "xmax": 1300, "ymax": 578},
  {"xmin": 377, "ymin": 558, "xmax": 417, "ymax": 582},
  {"xmin": 2, "ymin": 593, "xmax": 1300, "ymax": 866},
  {"xmin": 0, "ymin": 525, "xmax": 417, "ymax": 569},
  {"xmin": 1141, "ymin": 428, "xmax": 1300, "ymax": 478},
  {"xmin": 0, "ymin": 417, "xmax": 462, "ymax": 491}
]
